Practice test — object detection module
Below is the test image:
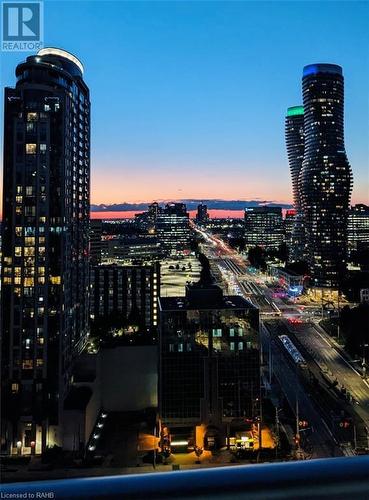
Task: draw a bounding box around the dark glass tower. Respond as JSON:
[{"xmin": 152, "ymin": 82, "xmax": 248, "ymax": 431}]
[
  {"xmin": 1, "ymin": 48, "xmax": 90, "ymax": 454},
  {"xmin": 300, "ymin": 64, "xmax": 353, "ymax": 288},
  {"xmin": 285, "ymin": 106, "xmax": 306, "ymax": 262}
]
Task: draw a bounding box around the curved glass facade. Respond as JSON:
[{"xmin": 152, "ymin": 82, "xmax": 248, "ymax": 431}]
[
  {"xmin": 300, "ymin": 64, "xmax": 353, "ymax": 288},
  {"xmin": 285, "ymin": 106, "xmax": 306, "ymax": 262}
]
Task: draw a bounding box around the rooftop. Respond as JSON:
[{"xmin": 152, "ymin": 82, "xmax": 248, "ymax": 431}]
[{"xmin": 159, "ymin": 284, "xmax": 256, "ymax": 312}]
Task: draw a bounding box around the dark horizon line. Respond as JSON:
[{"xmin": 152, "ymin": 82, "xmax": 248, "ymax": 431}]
[{"xmin": 91, "ymin": 199, "xmax": 293, "ymax": 212}]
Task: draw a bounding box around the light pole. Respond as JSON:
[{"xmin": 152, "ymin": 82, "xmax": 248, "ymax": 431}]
[{"xmin": 275, "ymin": 407, "xmax": 281, "ymax": 459}]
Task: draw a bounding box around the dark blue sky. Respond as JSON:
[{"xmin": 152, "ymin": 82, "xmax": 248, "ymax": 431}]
[{"xmin": 1, "ymin": 0, "xmax": 368, "ymax": 204}]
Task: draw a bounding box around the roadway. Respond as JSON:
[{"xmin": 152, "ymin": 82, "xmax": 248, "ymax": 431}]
[{"xmin": 196, "ymin": 226, "xmax": 369, "ymax": 451}]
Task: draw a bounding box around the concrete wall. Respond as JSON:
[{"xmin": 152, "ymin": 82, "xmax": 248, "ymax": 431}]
[{"xmin": 99, "ymin": 345, "xmax": 158, "ymax": 412}]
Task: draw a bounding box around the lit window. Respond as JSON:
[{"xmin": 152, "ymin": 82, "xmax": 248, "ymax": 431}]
[
  {"xmin": 11, "ymin": 383, "xmax": 19, "ymax": 393},
  {"xmin": 26, "ymin": 144, "xmax": 37, "ymax": 155},
  {"xmin": 27, "ymin": 112, "xmax": 38, "ymax": 121},
  {"xmin": 50, "ymin": 276, "xmax": 61, "ymax": 285}
]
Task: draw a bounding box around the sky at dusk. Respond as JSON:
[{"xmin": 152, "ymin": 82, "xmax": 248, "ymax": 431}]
[{"xmin": 0, "ymin": 1, "xmax": 368, "ymax": 207}]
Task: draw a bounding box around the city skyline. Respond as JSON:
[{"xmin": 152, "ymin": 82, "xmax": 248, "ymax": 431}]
[{"xmin": 0, "ymin": 1, "xmax": 368, "ymax": 210}]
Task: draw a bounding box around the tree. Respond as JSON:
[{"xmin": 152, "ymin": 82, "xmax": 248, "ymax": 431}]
[
  {"xmin": 340, "ymin": 303, "xmax": 369, "ymax": 357},
  {"xmin": 248, "ymin": 246, "xmax": 266, "ymax": 270}
]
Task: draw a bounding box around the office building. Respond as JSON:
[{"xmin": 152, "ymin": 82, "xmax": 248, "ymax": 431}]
[
  {"xmin": 348, "ymin": 204, "xmax": 369, "ymax": 252},
  {"xmin": 159, "ymin": 283, "xmax": 260, "ymax": 448},
  {"xmin": 156, "ymin": 203, "xmax": 191, "ymax": 254},
  {"xmin": 135, "ymin": 202, "xmax": 161, "ymax": 232},
  {"xmin": 300, "ymin": 64, "xmax": 353, "ymax": 288},
  {"xmin": 90, "ymin": 262, "xmax": 160, "ymax": 335},
  {"xmin": 285, "ymin": 106, "xmax": 306, "ymax": 261},
  {"xmin": 104, "ymin": 235, "xmax": 163, "ymax": 263},
  {"xmin": 196, "ymin": 203, "xmax": 209, "ymax": 224},
  {"xmin": 1, "ymin": 48, "xmax": 90, "ymax": 454},
  {"xmin": 244, "ymin": 207, "xmax": 284, "ymax": 250}
]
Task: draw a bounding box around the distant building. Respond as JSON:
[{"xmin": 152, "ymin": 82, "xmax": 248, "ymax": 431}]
[
  {"xmin": 1, "ymin": 48, "xmax": 90, "ymax": 454},
  {"xmin": 104, "ymin": 235, "xmax": 163, "ymax": 262},
  {"xmin": 156, "ymin": 203, "xmax": 191, "ymax": 254},
  {"xmin": 244, "ymin": 207, "xmax": 284, "ymax": 249},
  {"xmin": 284, "ymin": 209, "xmax": 296, "ymax": 253},
  {"xmin": 135, "ymin": 202, "xmax": 161, "ymax": 231},
  {"xmin": 90, "ymin": 262, "xmax": 160, "ymax": 335},
  {"xmin": 285, "ymin": 106, "xmax": 307, "ymax": 262},
  {"xmin": 348, "ymin": 204, "xmax": 369, "ymax": 253},
  {"xmin": 158, "ymin": 283, "xmax": 260, "ymax": 449},
  {"xmin": 196, "ymin": 203, "xmax": 209, "ymax": 224},
  {"xmin": 267, "ymin": 265, "xmax": 305, "ymax": 296},
  {"xmin": 90, "ymin": 219, "xmax": 103, "ymax": 264}
]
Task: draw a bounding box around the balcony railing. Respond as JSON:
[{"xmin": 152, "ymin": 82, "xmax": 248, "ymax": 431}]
[{"xmin": 2, "ymin": 456, "xmax": 369, "ymax": 499}]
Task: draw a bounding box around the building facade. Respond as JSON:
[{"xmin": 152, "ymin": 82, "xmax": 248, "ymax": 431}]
[
  {"xmin": 156, "ymin": 203, "xmax": 191, "ymax": 254},
  {"xmin": 348, "ymin": 204, "xmax": 369, "ymax": 253},
  {"xmin": 1, "ymin": 48, "xmax": 90, "ymax": 454},
  {"xmin": 300, "ymin": 64, "xmax": 353, "ymax": 288},
  {"xmin": 90, "ymin": 219, "xmax": 103, "ymax": 264},
  {"xmin": 90, "ymin": 262, "xmax": 160, "ymax": 336},
  {"xmin": 196, "ymin": 203, "xmax": 209, "ymax": 224},
  {"xmin": 285, "ymin": 106, "xmax": 306, "ymax": 262},
  {"xmin": 159, "ymin": 283, "xmax": 260, "ymax": 448},
  {"xmin": 244, "ymin": 206, "xmax": 284, "ymax": 250}
]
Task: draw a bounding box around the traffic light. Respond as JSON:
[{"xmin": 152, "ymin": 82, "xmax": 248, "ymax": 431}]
[
  {"xmin": 299, "ymin": 420, "xmax": 309, "ymax": 429},
  {"xmin": 339, "ymin": 418, "xmax": 351, "ymax": 429}
]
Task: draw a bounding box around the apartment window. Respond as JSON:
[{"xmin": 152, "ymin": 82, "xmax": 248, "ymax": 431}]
[
  {"xmin": 26, "ymin": 144, "xmax": 37, "ymax": 154},
  {"xmin": 212, "ymin": 328, "xmax": 222, "ymax": 337},
  {"xmin": 11, "ymin": 383, "xmax": 19, "ymax": 393},
  {"xmin": 39, "ymin": 144, "xmax": 47, "ymax": 154},
  {"xmin": 27, "ymin": 112, "xmax": 38, "ymax": 121},
  {"xmin": 22, "ymin": 360, "xmax": 33, "ymax": 369}
]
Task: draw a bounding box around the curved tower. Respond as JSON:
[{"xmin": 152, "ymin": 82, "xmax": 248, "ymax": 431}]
[
  {"xmin": 300, "ymin": 64, "xmax": 353, "ymax": 288},
  {"xmin": 285, "ymin": 106, "xmax": 306, "ymax": 261},
  {"xmin": 1, "ymin": 48, "xmax": 90, "ymax": 453}
]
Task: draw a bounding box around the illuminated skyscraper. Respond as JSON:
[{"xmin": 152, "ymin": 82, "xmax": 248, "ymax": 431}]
[
  {"xmin": 244, "ymin": 206, "xmax": 284, "ymax": 250},
  {"xmin": 156, "ymin": 203, "xmax": 191, "ymax": 254},
  {"xmin": 285, "ymin": 106, "xmax": 306, "ymax": 261},
  {"xmin": 1, "ymin": 48, "xmax": 90, "ymax": 453},
  {"xmin": 300, "ymin": 64, "xmax": 353, "ymax": 288}
]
